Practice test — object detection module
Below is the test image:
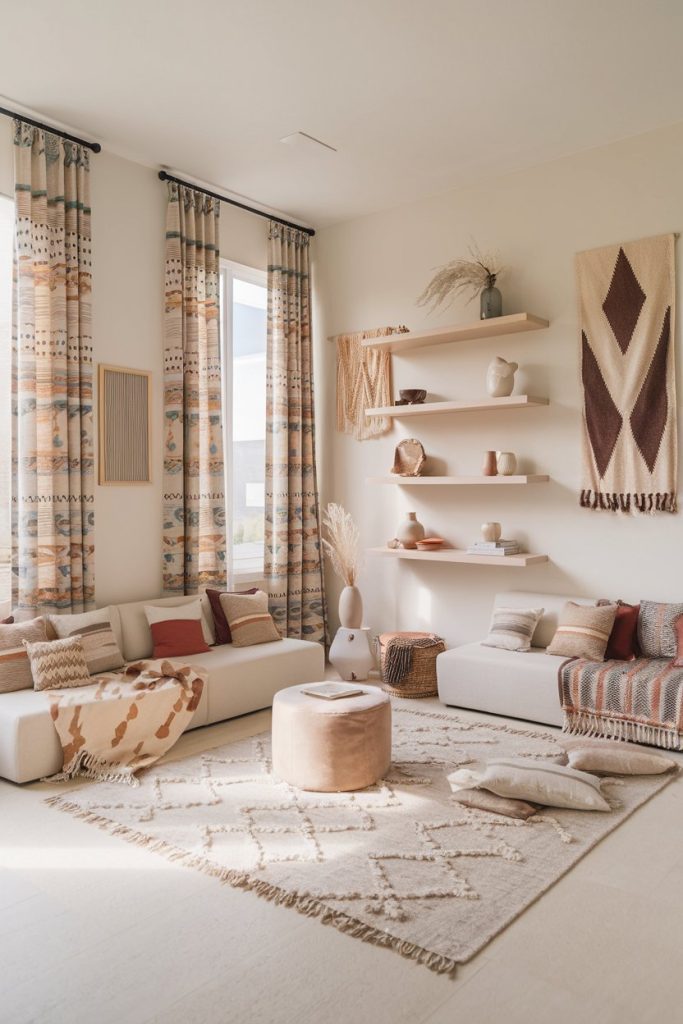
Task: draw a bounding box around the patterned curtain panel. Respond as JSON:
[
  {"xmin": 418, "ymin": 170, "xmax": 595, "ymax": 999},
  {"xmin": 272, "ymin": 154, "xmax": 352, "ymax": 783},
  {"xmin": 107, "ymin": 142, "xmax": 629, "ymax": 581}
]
[
  {"xmin": 162, "ymin": 182, "xmax": 226, "ymax": 593},
  {"xmin": 265, "ymin": 222, "xmax": 327, "ymax": 644},
  {"xmin": 11, "ymin": 120, "xmax": 94, "ymax": 613}
]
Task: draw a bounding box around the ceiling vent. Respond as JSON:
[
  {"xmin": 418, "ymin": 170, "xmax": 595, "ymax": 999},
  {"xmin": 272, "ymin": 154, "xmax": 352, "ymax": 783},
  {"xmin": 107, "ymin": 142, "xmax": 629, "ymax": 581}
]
[{"xmin": 279, "ymin": 131, "xmax": 337, "ymax": 153}]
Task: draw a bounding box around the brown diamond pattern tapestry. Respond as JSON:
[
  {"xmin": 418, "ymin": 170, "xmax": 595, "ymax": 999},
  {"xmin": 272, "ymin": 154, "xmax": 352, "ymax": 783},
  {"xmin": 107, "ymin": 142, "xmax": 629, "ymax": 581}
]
[{"xmin": 576, "ymin": 233, "xmax": 677, "ymax": 513}]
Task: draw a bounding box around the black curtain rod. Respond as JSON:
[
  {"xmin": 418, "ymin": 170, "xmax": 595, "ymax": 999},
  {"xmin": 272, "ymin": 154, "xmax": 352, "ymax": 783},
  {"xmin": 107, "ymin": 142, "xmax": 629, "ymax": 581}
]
[
  {"xmin": 0, "ymin": 105, "xmax": 101, "ymax": 153},
  {"xmin": 158, "ymin": 170, "xmax": 315, "ymax": 237}
]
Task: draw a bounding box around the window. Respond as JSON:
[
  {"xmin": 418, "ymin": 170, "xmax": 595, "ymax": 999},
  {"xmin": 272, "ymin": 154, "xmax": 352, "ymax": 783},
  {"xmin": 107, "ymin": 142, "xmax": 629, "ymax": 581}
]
[
  {"xmin": 0, "ymin": 195, "xmax": 12, "ymax": 615},
  {"xmin": 220, "ymin": 261, "xmax": 267, "ymax": 581}
]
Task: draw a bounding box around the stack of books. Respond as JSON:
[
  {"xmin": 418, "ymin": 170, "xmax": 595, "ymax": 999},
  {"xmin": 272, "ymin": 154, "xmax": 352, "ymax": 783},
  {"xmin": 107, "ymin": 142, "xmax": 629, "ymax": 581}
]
[{"xmin": 467, "ymin": 538, "xmax": 522, "ymax": 556}]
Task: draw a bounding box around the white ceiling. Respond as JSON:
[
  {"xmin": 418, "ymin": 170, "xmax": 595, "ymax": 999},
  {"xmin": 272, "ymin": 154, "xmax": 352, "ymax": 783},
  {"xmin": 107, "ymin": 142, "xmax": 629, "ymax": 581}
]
[{"xmin": 1, "ymin": 0, "xmax": 682, "ymax": 228}]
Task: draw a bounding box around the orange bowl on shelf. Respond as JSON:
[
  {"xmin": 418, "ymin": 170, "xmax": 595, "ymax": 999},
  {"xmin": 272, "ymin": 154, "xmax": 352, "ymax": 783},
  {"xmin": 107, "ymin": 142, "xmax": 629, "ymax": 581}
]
[{"xmin": 415, "ymin": 537, "xmax": 445, "ymax": 551}]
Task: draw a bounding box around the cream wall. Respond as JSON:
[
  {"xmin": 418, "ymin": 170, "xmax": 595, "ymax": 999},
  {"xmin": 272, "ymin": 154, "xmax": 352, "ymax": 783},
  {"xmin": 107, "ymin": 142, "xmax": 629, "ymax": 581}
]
[
  {"xmin": 315, "ymin": 121, "xmax": 683, "ymax": 647},
  {"xmin": 0, "ymin": 126, "xmax": 268, "ymax": 606}
]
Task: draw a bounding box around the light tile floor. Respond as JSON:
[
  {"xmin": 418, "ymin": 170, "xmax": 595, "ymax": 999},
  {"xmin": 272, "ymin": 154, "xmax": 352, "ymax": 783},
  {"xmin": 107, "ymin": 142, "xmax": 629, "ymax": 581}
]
[{"xmin": 1, "ymin": 699, "xmax": 681, "ymax": 1024}]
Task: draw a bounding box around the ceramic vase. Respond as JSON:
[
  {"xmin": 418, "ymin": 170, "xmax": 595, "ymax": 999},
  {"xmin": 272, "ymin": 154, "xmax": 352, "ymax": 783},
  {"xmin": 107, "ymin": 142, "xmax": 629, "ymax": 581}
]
[
  {"xmin": 481, "ymin": 521, "xmax": 502, "ymax": 542},
  {"xmin": 496, "ymin": 451, "xmax": 517, "ymax": 476},
  {"xmin": 486, "ymin": 356, "xmax": 518, "ymax": 398},
  {"xmin": 397, "ymin": 511, "xmax": 425, "ymax": 549},
  {"xmin": 482, "ymin": 450, "xmax": 498, "ymax": 476},
  {"xmin": 338, "ymin": 585, "xmax": 363, "ymax": 629},
  {"xmin": 329, "ymin": 627, "xmax": 375, "ymax": 682}
]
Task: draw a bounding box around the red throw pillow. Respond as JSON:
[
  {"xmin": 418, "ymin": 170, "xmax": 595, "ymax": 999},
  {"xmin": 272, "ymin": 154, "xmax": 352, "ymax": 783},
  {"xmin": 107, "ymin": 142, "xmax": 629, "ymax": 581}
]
[
  {"xmin": 1, "ymin": 616, "xmax": 13, "ymax": 624},
  {"xmin": 206, "ymin": 588, "xmax": 258, "ymax": 644},
  {"xmin": 149, "ymin": 619, "xmax": 210, "ymax": 659},
  {"xmin": 605, "ymin": 603, "xmax": 640, "ymax": 660}
]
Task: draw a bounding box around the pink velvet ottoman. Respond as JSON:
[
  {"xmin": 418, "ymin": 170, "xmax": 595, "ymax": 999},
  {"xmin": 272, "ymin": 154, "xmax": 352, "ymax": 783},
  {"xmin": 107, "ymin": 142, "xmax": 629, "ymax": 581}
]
[{"xmin": 271, "ymin": 684, "xmax": 392, "ymax": 792}]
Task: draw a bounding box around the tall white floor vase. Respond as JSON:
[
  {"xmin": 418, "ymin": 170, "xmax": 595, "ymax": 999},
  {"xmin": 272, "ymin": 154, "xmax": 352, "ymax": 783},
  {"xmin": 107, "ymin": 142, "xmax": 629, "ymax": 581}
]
[{"xmin": 329, "ymin": 627, "xmax": 375, "ymax": 682}]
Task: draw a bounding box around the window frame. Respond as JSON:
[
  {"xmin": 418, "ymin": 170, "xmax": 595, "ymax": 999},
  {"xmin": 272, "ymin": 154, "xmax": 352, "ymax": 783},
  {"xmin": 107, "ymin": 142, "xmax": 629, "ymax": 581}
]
[
  {"xmin": 219, "ymin": 258, "xmax": 268, "ymax": 586},
  {"xmin": 0, "ymin": 191, "xmax": 13, "ymax": 617}
]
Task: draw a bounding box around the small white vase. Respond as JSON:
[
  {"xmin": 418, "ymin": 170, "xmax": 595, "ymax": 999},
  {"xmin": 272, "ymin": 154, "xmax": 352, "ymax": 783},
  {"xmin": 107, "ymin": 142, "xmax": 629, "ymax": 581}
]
[
  {"xmin": 397, "ymin": 512, "xmax": 425, "ymax": 549},
  {"xmin": 338, "ymin": 585, "xmax": 363, "ymax": 629},
  {"xmin": 481, "ymin": 521, "xmax": 502, "ymax": 542},
  {"xmin": 329, "ymin": 627, "xmax": 375, "ymax": 682},
  {"xmin": 496, "ymin": 452, "xmax": 517, "ymax": 476}
]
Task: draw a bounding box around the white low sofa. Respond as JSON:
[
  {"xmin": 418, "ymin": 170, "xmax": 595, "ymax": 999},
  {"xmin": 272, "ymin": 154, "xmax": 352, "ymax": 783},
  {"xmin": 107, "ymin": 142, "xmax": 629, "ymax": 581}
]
[
  {"xmin": 0, "ymin": 594, "xmax": 324, "ymax": 784},
  {"xmin": 437, "ymin": 590, "xmax": 597, "ymax": 728}
]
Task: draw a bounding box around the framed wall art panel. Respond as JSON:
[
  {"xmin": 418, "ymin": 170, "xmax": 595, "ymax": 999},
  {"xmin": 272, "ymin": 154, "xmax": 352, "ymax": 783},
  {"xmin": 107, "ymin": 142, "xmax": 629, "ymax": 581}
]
[{"xmin": 98, "ymin": 364, "xmax": 152, "ymax": 485}]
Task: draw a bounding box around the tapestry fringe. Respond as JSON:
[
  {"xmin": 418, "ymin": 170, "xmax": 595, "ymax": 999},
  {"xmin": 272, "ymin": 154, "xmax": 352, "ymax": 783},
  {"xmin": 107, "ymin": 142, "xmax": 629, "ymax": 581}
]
[
  {"xmin": 562, "ymin": 711, "xmax": 682, "ymax": 751},
  {"xmin": 43, "ymin": 796, "xmax": 458, "ymax": 976},
  {"xmin": 579, "ymin": 490, "xmax": 678, "ymax": 513}
]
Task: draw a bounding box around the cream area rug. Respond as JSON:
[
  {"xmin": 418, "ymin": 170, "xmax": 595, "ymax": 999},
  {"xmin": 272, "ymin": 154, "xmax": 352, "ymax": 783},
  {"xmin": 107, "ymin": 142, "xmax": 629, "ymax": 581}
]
[{"xmin": 46, "ymin": 706, "xmax": 674, "ymax": 975}]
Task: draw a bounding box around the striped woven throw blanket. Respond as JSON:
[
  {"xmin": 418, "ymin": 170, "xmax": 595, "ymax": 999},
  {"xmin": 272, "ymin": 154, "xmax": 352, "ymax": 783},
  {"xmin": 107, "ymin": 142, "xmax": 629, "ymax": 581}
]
[
  {"xmin": 383, "ymin": 634, "xmax": 444, "ymax": 687},
  {"xmin": 558, "ymin": 657, "xmax": 683, "ymax": 749}
]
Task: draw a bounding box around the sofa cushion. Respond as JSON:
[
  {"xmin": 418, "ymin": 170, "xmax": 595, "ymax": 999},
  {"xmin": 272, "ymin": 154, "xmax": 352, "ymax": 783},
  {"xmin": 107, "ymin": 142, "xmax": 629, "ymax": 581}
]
[
  {"xmin": 219, "ymin": 590, "xmax": 281, "ymax": 648},
  {"xmin": 25, "ymin": 636, "xmax": 92, "ymax": 692},
  {"xmin": 437, "ymin": 642, "xmax": 567, "ymax": 727},
  {"xmin": 638, "ymin": 600, "xmax": 683, "ymax": 659},
  {"xmin": 49, "ymin": 607, "xmax": 125, "ymax": 674},
  {"xmin": 546, "ymin": 602, "xmax": 617, "ymax": 661},
  {"xmin": 0, "ymin": 617, "xmax": 49, "ymax": 693},
  {"xmin": 115, "ymin": 595, "xmax": 216, "ymax": 662},
  {"xmin": 206, "ymin": 587, "xmax": 258, "ymax": 644},
  {"xmin": 482, "ymin": 606, "xmax": 544, "ymax": 653},
  {"xmin": 144, "ymin": 600, "xmax": 211, "ymax": 658},
  {"xmin": 489, "ymin": 591, "xmax": 598, "ymax": 649}
]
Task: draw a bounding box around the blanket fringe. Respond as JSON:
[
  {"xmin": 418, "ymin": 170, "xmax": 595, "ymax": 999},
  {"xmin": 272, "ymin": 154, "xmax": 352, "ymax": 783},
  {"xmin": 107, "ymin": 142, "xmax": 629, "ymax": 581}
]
[
  {"xmin": 580, "ymin": 490, "xmax": 677, "ymax": 514},
  {"xmin": 562, "ymin": 711, "xmax": 682, "ymax": 750},
  {"xmin": 42, "ymin": 796, "xmax": 458, "ymax": 976},
  {"xmin": 43, "ymin": 750, "xmax": 140, "ymax": 787}
]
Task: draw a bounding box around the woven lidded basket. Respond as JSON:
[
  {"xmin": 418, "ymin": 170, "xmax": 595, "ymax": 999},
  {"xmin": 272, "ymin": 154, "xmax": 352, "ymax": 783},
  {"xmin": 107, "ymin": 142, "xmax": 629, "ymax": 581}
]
[{"xmin": 378, "ymin": 631, "xmax": 445, "ymax": 698}]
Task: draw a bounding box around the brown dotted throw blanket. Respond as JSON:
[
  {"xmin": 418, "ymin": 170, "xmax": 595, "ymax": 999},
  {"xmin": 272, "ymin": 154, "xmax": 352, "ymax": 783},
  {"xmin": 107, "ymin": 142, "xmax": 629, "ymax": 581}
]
[{"xmin": 46, "ymin": 659, "xmax": 206, "ymax": 785}]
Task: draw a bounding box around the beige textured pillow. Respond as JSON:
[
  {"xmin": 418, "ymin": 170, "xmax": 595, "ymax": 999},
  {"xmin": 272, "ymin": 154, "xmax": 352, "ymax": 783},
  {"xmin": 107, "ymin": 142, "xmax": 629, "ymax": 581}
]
[
  {"xmin": 49, "ymin": 608, "xmax": 124, "ymax": 674},
  {"xmin": 477, "ymin": 758, "xmax": 610, "ymax": 811},
  {"xmin": 451, "ymin": 787, "xmax": 540, "ymax": 819},
  {"xmin": 0, "ymin": 617, "xmax": 49, "ymax": 693},
  {"xmin": 562, "ymin": 741, "xmax": 676, "ymax": 776},
  {"xmin": 546, "ymin": 601, "xmax": 617, "ymax": 660},
  {"xmin": 482, "ymin": 606, "xmax": 544, "ymax": 652},
  {"xmin": 24, "ymin": 636, "xmax": 92, "ymax": 691},
  {"xmin": 219, "ymin": 590, "xmax": 281, "ymax": 648}
]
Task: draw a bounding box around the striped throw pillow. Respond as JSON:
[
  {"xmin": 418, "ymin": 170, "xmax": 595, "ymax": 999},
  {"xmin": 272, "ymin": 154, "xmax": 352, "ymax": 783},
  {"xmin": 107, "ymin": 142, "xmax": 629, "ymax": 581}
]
[
  {"xmin": 0, "ymin": 617, "xmax": 49, "ymax": 693},
  {"xmin": 482, "ymin": 606, "xmax": 544, "ymax": 652},
  {"xmin": 637, "ymin": 600, "xmax": 683, "ymax": 659},
  {"xmin": 24, "ymin": 636, "xmax": 92, "ymax": 692},
  {"xmin": 546, "ymin": 602, "xmax": 617, "ymax": 661},
  {"xmin": 219, "ymin": 590, "xmax": 282, "ymax": 648},
  {"xmin": 50, "ymin": 608, "xmax": 125, "ymax": 674}
]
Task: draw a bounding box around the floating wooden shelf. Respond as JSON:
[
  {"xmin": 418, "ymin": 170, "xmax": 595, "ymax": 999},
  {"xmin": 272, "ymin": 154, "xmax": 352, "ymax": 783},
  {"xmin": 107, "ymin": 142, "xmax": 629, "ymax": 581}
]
[
  {"xmin": 369, "ymin": 547, "xmax": 549, "ymax": 568},
  {"xmin": 366, "ymin": 395, "xmax": 549, "ymax": 419},
  {"xmin": 368, "ymin": 474, "xmax": 549, "ymax": 486},
  {"xmin": 360, "ymin": 313, "xmax": 549, "ymax": 353}
]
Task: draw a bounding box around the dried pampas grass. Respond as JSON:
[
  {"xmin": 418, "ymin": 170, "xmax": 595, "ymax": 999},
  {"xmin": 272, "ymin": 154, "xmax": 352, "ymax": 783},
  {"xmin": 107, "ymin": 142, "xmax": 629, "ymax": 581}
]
[
  {"xmin": 322, "ymin": 503, "xmax": 361, "ymax": 587},
  {"xmin": 417, "ymin": 242, "xmax": 504, "ymax": 313}
]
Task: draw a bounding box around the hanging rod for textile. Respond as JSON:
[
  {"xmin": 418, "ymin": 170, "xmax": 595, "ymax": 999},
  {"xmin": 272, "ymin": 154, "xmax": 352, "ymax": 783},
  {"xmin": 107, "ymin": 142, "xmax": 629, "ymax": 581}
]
[
  {"xmin": 158, "ymin": 170, "xmax": 315, "ymax": 237},
  {"xmin": 0, "ymin": 105, "xmax": 101, "ymax": 153}
]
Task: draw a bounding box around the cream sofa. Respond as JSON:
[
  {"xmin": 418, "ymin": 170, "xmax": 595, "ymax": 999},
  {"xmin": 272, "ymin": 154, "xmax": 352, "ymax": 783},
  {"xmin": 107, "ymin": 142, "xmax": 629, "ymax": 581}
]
[
  {"xmin": 0, "ymin": 594, "xmax": 324, "ymax": 784},
  {"xmin": 437, "ymin": 590, "xmax": 597, "ymax": 727}
]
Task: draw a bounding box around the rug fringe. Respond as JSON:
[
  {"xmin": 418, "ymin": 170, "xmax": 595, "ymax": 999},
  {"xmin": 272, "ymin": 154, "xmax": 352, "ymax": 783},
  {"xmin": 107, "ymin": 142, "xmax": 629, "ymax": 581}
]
[
  {"xmin": 562, "ymin": 711, "xmax": 681, "ymax": 750},
  {"xmin": 42, "ymin": 795, "xmax": 457, "ymax": 976}
]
